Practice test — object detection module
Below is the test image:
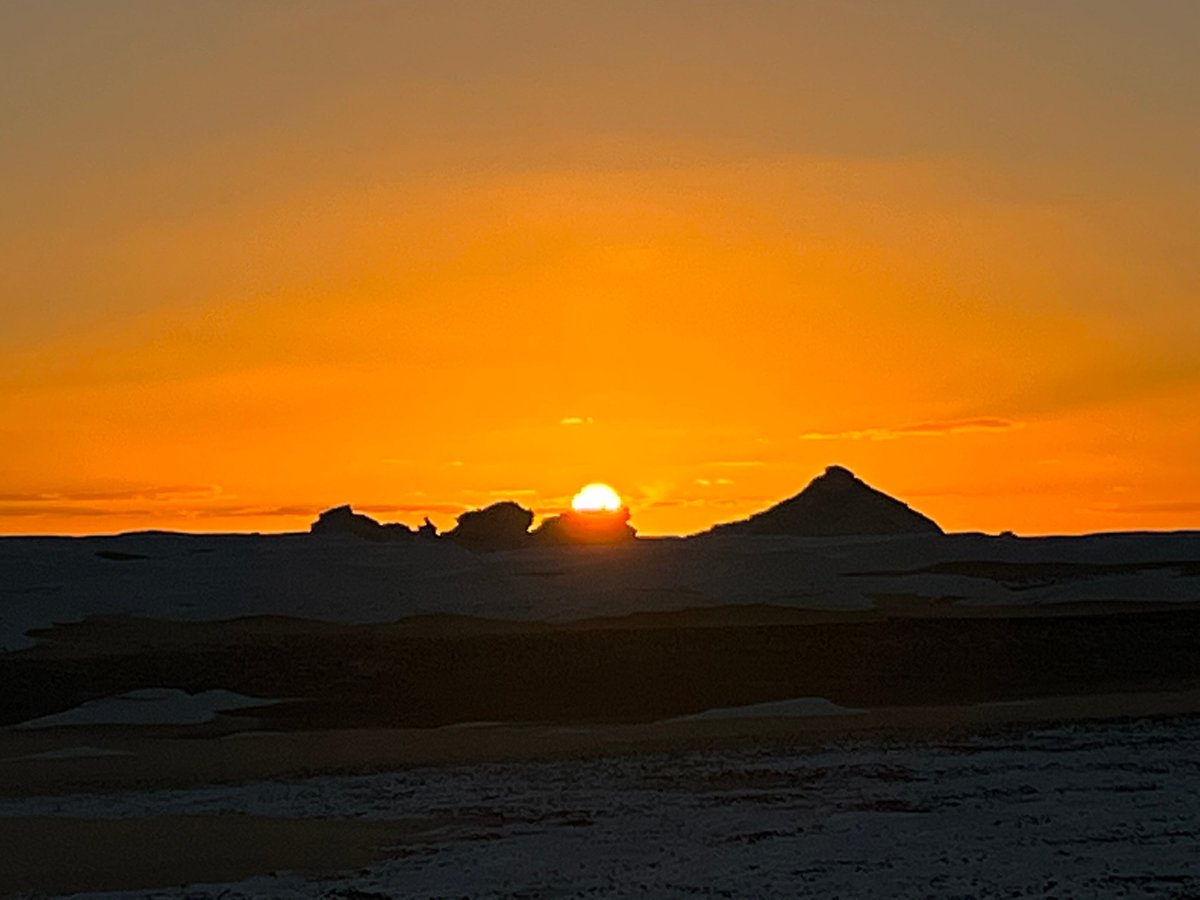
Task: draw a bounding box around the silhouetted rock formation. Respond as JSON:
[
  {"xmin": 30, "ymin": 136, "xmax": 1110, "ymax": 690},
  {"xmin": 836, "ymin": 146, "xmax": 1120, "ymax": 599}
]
[
  {"xmin": 533, "ymin": 507, "xmax": 637, "ymax": 545},
  {"xmin": 309, "ymin": 505, "xmax": 415, "ymax": 542},
  {"xmin": 713, "ymin": 465, "xmax": 942, "ymax": 537},
  {"xmin": 444, "ymin": 501, "xmax": 534, "ymax": 552}
]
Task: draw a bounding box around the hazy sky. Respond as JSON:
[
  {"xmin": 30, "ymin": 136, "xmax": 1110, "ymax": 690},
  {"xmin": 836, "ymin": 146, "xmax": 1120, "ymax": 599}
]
[{"xmin": 2, "ymin": 0, "xmax": 1198, "ymax": 535}]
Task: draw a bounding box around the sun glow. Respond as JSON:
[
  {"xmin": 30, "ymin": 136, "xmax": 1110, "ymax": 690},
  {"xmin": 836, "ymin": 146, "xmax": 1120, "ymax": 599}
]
[{"xmin": 571, "ymin": 483, "xmax": 622, "ymax": 513}]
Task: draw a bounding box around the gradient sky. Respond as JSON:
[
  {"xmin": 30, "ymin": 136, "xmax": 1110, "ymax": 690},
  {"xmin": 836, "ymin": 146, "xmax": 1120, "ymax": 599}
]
[{"xmin": 2, "ymin": 0, "xmax": 1198, "ymax": 536}]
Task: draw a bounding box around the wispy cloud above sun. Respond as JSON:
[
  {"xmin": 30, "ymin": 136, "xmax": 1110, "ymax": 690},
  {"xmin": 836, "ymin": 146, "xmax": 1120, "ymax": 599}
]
[{"xmin": 800, "ymin": 419, "xmax": 1022, "ymax": 442}]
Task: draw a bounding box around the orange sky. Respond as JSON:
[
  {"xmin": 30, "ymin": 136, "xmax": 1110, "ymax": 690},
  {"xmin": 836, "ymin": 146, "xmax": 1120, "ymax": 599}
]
[{"xmin": 2, "ymin": 2, "xmax": 1198, "ymax": 536}]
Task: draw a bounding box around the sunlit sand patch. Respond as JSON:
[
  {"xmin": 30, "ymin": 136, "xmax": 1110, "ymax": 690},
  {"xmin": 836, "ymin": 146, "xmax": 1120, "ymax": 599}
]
[
  {"xmin": 665, "ymin": 697, "xmax": 863, "ymax": 722},
  {"xmin": 2, "ymin": 745, "xmax": 133, "ymax": 762},
  {"xmin": 15, "ymin": 688, "xmax": 279, "ymax": 729}
]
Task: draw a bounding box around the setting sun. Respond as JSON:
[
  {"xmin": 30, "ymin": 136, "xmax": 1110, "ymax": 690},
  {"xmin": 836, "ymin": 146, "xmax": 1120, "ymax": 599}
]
[{"xmin": 571, "ymin": 483, "xmax": 623, "ymax": 513}]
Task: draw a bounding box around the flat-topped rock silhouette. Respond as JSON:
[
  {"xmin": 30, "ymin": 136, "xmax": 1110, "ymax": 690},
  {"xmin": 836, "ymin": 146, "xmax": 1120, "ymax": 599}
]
[
  {"xmin": 444, "ymin": 501, "xmax": 534, "ymax": 552},
  {"xmin": 309, "ymin": 505, "xmax": 415, "ymax": 542},
  {"xmin": 713, "ymin": 465, "xmax": 943, "ymax": 537}
]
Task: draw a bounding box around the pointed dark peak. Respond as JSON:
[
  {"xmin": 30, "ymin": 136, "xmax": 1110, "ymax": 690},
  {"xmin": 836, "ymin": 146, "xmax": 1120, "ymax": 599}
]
[
  {"xmin": 818, "ymin": 464, "xmax": 857, "ymax": 482},
  {"xmin": 712, "ymin": 466, "xmax": 942, "ymax": 537}
]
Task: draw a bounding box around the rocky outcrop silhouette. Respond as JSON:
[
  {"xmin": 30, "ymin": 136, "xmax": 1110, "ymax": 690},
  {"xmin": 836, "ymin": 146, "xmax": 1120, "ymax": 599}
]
[
  {"xmin": 532, "ymin": 507, "xmax": 637, "ymax": 545},
  {"xmin": 311, "ymin": 466, "xmax": 934, "ymax": 548},
  {"xmin": 444, "ymin": 501, "xmax": 534, "ymax": 551},
  {"xmin": 311, "ymin": 499, "xmax": 637, "ymax": 550},
  {"xmin": 712, "ymin": 465, "xmax": 942, "ymax": 537},
  {"xmin": 309, "ymin": 505, "xmax": 415, "ymax": 542}
]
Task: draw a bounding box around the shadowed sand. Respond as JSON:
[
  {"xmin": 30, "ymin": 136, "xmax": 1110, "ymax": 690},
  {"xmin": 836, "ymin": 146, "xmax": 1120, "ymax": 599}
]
[
  {"xmin": 0, "ymin": 814, "xmax": 419, "ymax": 896},
  {"xmin": 8, "ymin": 600, "xmax": 1200, "ymax": 732},
  {"xmin": 4, "ymin": 688, "xmax": 1200, "ymax": 799}
]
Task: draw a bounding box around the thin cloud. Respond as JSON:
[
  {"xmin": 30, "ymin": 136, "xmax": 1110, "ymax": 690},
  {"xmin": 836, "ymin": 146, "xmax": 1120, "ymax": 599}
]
[
  {"xmin": 705, "ymin": 496, "xmax": 765, "ymax": 508},
  {"xmin": 648, "ymin": 498, "xmax": 693, "ymax": 509},
  {"xmin": 0, "ymin": 485, "xmax": 223, "ymax": 503},
  {"xmin": 0, "ymin": 500, "xmax": 307, "ymax": 519},
  {"xmin": 182, "ymin": 504, "xmax": 316, "ymax": 518},
  {"xmin": 892, "ymin": 417, "xmax": 1021, "ymax": 435},
  {"xmin": 801, "ymin": 418, "xmax": 1021, "ymax": 441},
  {"xmin": 0, "ymin": 504, "xmax": 151, "ymax": 518},
  {"xmin": 0, "ymin": 499, "xmax": 471, "ymax": 520},
  {"xmin": 1104, "ymin": 500, "xmax": 1200, "ymax": 514},
  {"xmin": 229, "ymin": 504, "xmax": 315, "ymax": 517},
  {"xmin": 648, "ymin": 496, "xmax": 764, "ymax": 510},
  {"xmin": 559, "ymin": 416, "xmax": 595, "ymax": 426}
]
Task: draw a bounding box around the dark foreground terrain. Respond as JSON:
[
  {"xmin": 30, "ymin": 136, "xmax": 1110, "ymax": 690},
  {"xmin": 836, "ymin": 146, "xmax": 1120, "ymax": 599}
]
[
  {"xmin": 7, "ymin": 601, "xmax": 1200, "ymax": 730},
  {"xmin": 4, "ymin": 532, "xmax": 1200, "ymax": 896},
  {"xmin": 4, "ymin": 713, "xmax": 1200, "ymax": 897}
]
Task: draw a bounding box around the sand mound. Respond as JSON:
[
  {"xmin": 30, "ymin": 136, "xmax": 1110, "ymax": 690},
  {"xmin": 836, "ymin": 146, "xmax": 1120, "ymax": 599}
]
[{"xmin": 16, "ymin": 689, "xmax": 278, "ymax": 729}]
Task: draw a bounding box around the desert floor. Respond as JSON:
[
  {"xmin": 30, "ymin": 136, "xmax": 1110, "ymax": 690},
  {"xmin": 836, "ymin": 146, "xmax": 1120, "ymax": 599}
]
[{"xmin": 3, "ymin": 531, "xmax": 1200, "ymax": 894}]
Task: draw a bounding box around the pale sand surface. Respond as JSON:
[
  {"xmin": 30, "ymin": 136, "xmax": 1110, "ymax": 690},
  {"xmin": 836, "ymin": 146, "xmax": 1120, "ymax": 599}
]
[
  {"xmin": 6, "ymin": 712, "xmax": 1198, "ymax": 897},
  {"xmin": 0, "ymin": 814, "xmax": 420, "ymax": 896},
  {"xmin": 15, "ymin": 688, "xmax": 278, "ymax": 729},
  {"xmin": 2, "ymin": 694, "xmax": 1200, "ymax": 895}
]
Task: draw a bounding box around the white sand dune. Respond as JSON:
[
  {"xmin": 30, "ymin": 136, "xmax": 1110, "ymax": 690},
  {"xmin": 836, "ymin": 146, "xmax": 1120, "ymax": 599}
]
[
  {"xmin": 668, "ymin": 697, "xmax": 863, "ymax": 721},
  {"xmin": 15, "ymin": 689, "xmax": 278, "ymax": 729},
  {"xmin": 3, "ymin": 745, "xmax": 133, "ymax": 761}
]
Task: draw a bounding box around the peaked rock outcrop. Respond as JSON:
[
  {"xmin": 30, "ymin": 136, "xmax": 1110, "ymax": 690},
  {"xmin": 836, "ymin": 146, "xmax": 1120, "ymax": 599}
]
[
  {"xmin": 309, "ymin": 505, "xmax": 415, "ymax": 542},
  {"xmin": 444, "ymin": 501, "xmax": 534, "ymax": 552},
  {"xmin": 713, "ymin": 465, "xmax": 942, "ymax": 537}
]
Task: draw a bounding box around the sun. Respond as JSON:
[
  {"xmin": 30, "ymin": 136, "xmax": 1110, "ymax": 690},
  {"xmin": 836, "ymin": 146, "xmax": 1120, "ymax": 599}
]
[{"xmin": 571, "ymin": 482, "xmax": 622, "ymax": 513}]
